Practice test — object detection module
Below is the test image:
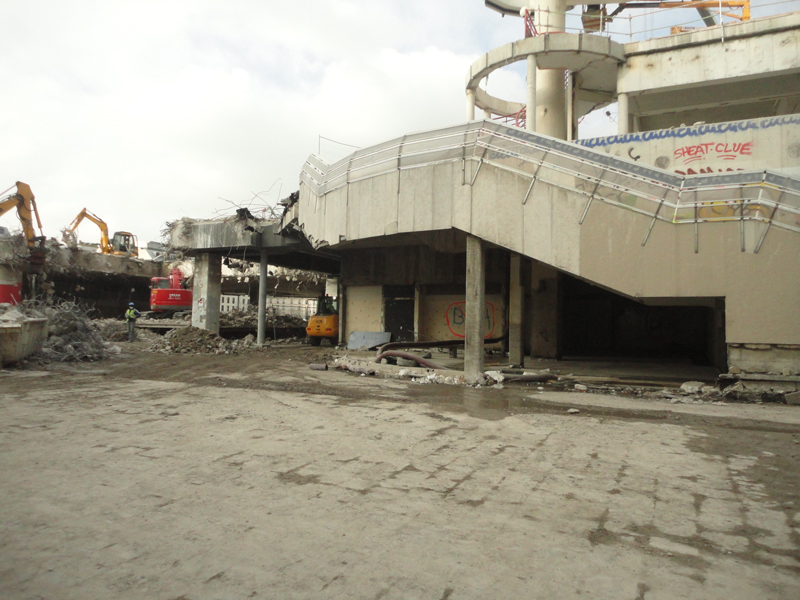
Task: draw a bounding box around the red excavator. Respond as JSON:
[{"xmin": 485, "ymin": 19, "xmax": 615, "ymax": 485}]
[{"xmin": 149, "ymin": 267, "xmax": 192, "ymax": 313}]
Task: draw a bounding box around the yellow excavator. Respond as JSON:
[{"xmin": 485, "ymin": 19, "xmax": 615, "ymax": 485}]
[
  {"xmin": 0, "ymin": 182, "xmax": 48, "ymax": 301},
  {"xmin": 62, "ymin": 208, "xmax": 138, "ymax": 258},
  {"xmin": 0, "ymin": 182, "xmax": 46, "ymax": 248}
]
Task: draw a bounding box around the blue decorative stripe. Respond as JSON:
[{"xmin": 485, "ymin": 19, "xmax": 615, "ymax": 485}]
[{"xmin": 578, "ymin": 115, "xmax": 800, "ymax": 149}]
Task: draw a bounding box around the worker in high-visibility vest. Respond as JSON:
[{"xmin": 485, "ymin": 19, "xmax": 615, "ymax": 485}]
[{"xmin": 125, "ymin": 302, "xmax": 141, "ymax": 342}]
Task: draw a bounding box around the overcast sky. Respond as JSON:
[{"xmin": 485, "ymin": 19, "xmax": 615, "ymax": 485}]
[{"xmin": 2, "ymin": 1, "xmax": 787, "ymax": 246}]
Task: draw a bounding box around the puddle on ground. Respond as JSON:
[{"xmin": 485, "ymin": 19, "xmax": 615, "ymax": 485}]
[{"xmin": 391, "ymin": 384, "xmax": 553, "ymax": 421}]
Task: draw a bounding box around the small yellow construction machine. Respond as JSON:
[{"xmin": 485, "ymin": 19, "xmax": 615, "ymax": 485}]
[
  {"xmin": 62, "ymin": 208, "xmax": 138, "ymax": 257},
  {"xmin": 306, "ymin": 295, "xmax": 339, "ymax": 346}
]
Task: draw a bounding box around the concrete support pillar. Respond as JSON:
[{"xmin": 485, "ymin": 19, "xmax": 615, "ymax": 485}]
[
  {"xmin": 526, "ymin": 55, "xmax": 537, "ymax": 132},
  {"xmin": 338, "ymin": 283, "xmax": 347, "ymax": 346},
  {"xmin": 536, "ymin": 68, "xmax": 567, "ymax": 139},
  {"xmin": 465, "ymin": 235, "xmax": 485, "ymax": 382},
  {"xmin": 466, "ymin": 89, "xmax": 476, "ymax": 121},
  {"xmin": 566, "ymin": 71, "xmax": 574, "ymax": 141},
  {"xmin": 618, "ymin": 92, "xmax": 630, "ymax": 135},
  {"xmin": 257, "ymin": 248, "xmax": 268, "ymax": 345},
  {"xmin": 414, "ymin": 284, "xmax": 421, "ymax": 342},
  {"xmin": 508, "ymin": 254, "xmax": 524, "ymax": 367},
  {"xmin": 191, "ymin": 252, "xmax": 221, "ymax": 335},
  {"xmin": 529, "ymin": 261, "xmax": 560, "ymax": 359},
  {"xmin": 483, "ymin": 108, "xmax": 493, "ymax": 120},
  {"xmin": 532, "ymin": 0, "xmax": 567, "ymax": 139}
]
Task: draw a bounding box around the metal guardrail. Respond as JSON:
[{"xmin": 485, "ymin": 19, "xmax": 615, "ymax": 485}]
[{"xmin": 300, "ymin": 120, "xmax": 800, "ymax": 253}]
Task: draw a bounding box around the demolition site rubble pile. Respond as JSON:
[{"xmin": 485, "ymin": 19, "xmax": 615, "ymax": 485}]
[
  {"xmin": 219, "ymin": 306, "xmax": 306, "ymax": 329},
  {"xmin": 146, "ymin": 326, "xmax": 256, "ymax": 355},
  {"xmin": 2, "ymin": 301, "xmax": 118, "ymax": 363}
]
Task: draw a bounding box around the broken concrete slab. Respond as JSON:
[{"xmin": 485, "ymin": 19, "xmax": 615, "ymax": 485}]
[
  {"xmin": 785, "ymin": 391, "xmax": 800, "ymax": 406},
  {"xmin": 347, "ymin": 331, "xmax": 391, "ymax": 350}
]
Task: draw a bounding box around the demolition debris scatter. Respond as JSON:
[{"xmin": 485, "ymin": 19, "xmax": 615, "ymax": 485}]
[
  {"xmin": 219, "ymin": 306, "xmax": 306, "ymax": 329},
  {"xmin": 146, "ymin": 326, "xmax": 258, "ymax": 355},
  {"xmin": 2, "ymin": 300, "xmax": 115, "ymax": 363}
]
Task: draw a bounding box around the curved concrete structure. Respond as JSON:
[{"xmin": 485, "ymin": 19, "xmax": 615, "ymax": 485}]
[
  {"xmin": 486, "ymin": 0, "xmax": 618, "ymax": 15},
  {"xmin": 466, "ymin": 34, "xmax": 625, "ymax": 121},
  {"xmin": 286, "ymin": 120, "xmax": 800, "ymax": 359}
]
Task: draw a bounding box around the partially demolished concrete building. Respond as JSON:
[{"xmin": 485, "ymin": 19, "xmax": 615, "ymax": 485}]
[
  {"xmin": 175, "ymin": 4, "xmax": 800, "ymax": 385},
  {"xmin": 0, "ymin": 236, "xmax": 162, "ymax": 316}
]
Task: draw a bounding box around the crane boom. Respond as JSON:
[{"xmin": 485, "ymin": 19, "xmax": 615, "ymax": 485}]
[{"xmin": 0, "ymin": 182, "xmax": 45, "ymax": 247}]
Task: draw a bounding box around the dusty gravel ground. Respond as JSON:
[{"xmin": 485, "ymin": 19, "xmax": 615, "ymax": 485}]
[{"xmin": 1, "ymin": 344, "xmax": 799, "ymax": 600}]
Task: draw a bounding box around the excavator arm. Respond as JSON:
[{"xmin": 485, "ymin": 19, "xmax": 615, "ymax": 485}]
[
  {"xmin": 63, "ymin": 208, "xmax": 112, "ymax": 254},
  {"xmin": 0, "ymin": 182, "xmax": 45, "ymax": 248}
]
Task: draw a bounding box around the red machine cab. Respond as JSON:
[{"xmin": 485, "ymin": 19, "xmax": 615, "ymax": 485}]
[{"xmin": 149, "ymin": 268, "xmax": 192, "ymax": 312}]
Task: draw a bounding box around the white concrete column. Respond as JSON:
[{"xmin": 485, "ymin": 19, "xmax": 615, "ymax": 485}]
[
  {"xmin": 508, "ymin": 254, "xmax": 524, "ymax": 366},
  {"xmin": 526, "ymin": 55, "xmax": 537, "ymax": 132},
  {"xmin": 257, "ymin": 248, "xmax": 268, "ymax": 345},
  {"xmin": 536, "ymin": 69, "xmax": 567, "ymax": 138},
  {"xmin": 191, "ymin": 253, "xmax": 221, "ymax": 335},
  {"xmin": 618, "ymin": 92, "xmax": 630, "ymax": 135},
  {"xmin": 465, "ymin": 235, "xmax": 485, "ymax": 383},
  {"xmin": 532, "ymin": 0, "xmax": 567, "ymax": 139},
  {"xmin": 566, "ymin": 71, "xmax": 574, "ymax": 141},
  {"xmin": 466, "ymin": 89, "xmax": 476, "ymax": 121},
  {"xmin": 483, "ymin": 108, "xmax": 493, "ymax": 120}
]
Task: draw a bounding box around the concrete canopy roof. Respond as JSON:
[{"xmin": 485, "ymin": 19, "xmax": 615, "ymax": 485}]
[{"xmin": 170, "ymin": 219, "xmax": 340, "ymax": 275}]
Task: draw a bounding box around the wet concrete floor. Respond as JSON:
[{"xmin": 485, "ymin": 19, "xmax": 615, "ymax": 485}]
[{"xmin": 1, "ymin": 347, "xmax": 798, "ymax": 599}]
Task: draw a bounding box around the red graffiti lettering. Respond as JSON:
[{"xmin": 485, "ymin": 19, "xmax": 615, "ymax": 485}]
[
  {"xmin": 674, "ymin": 167, "xmax": 745, "ymax": 176},
  {"xmin": 674, "ymin": 141, "xmax": 753, "ymax": 164},
  {"xmin": 445, "ymin": 302, "xmax": 496, "ymax": 338}
]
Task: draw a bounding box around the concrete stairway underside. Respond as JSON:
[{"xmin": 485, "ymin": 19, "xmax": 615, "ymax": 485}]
[{"xmin": 290, "ymin": 120, "xmax": 800, "ymax": 347}]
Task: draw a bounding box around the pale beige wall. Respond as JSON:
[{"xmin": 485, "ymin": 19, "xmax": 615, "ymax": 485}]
[
  {"xmin": 299, "ymin": 153, "xmax": 800, "ymax": 347},
  {"xmin": 578, "ymin": 200, "xmax": 800, "ymax": 344},
  {"xmin": 618, "ymin": 17, "xmax": 800, "ymax": 94},
  {"xmin": 344, "ymin": 285, "xmax": 382, "ymax": 339},
  {"xmin": 419, "ymin": 294, "xmax": 505, "ymax": 341},
  {"xmin": 578, "ymin": 117, "xmax": 800, "ymax": 177}
]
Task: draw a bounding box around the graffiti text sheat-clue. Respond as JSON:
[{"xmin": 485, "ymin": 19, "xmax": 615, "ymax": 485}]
[
  {"xmin": 446, "ymin": 302, "xmax": 496, "ymax": 338},
  {"xmin": 675, "ymin": 141, "xmax": 753, "ymax": 164}
]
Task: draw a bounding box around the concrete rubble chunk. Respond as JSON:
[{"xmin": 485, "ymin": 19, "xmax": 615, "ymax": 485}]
[
  {"xmin": 681, "ymin": 381, "xmax": 705, "ymax": 394},
  {"xmin": 567, "ymin": 408, "xmax": 580, "ymax": 414},
  {"xmin": 485, "ymin": 370, "xmax": 505, "ymax": 383},
  {"xmin": 574, "ymin": 384, "xmax": 587, "ymax": 391},
  {"xmin": 680, "ymin": 381, "xmax": 705, "ymax": 394},
  {"xmin": 0, "ymin": 309, "xmax": 27, "ymax": 323},
  {"xmin": 785, "ymin": 391, "xmax": 800, "ymax": 406}
]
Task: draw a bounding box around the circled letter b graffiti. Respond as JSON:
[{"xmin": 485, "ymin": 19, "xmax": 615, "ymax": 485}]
[{"xmin": 445, "ymin": 301, "xmax": 496, "ymax": 338}]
